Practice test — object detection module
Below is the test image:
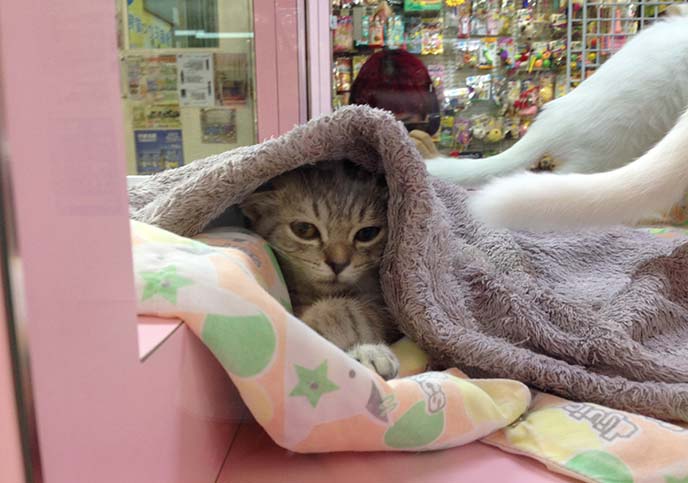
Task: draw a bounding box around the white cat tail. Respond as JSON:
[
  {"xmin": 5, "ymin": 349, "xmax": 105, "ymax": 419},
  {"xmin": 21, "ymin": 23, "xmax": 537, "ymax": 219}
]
[
  {"xmin": 469, "ymin": 109, "xmax": 688, "ymax": 230},
  {"xmin": 425, "ymin": 127, "xmax": 550, "ymax": 187}
]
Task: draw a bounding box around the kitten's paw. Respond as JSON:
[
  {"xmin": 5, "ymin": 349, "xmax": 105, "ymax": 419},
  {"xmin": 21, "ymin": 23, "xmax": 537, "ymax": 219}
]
[{"xmin": 348, "ymin": 344, "xmax": 400, "ymax": 380}]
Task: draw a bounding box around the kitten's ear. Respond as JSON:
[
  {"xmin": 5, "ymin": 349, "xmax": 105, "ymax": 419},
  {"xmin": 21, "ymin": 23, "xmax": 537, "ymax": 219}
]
[{"xmin": 239, "ymin": 187, "xmax": 277, "ymax": 224}]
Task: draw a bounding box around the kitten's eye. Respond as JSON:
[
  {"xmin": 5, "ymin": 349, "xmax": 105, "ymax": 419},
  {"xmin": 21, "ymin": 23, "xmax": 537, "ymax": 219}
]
[
  {"xmin": 290, "ymin": 222, "xmax": 320, "ymax": 240},
  {"xmin": 354, "ymin": 226, "xmax": 381, "ymax": 242}
]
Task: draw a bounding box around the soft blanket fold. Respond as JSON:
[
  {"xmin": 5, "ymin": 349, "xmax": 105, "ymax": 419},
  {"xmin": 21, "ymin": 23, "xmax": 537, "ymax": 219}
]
[{"xmin": 129, "ymin": 105, "xmax": 688, "ymax": 421}]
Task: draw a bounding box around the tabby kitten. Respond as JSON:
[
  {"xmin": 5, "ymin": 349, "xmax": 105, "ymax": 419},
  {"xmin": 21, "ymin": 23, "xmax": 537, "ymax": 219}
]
[{"xmin": 240, "ymin": 160, "xmax": 400, "ymax": 379}]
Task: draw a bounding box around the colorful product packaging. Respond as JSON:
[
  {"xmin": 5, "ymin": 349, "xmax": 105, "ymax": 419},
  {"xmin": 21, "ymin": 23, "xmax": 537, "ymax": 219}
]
[
  {"xmin": 404, "ymin": 0, "xmax": 443, "ymax": 11},
  {"xmin": 334, "ymin": 57, "xmax": 353, "ymax": 93},
  {"xmin": 333, "ymin": 16, "xmax": 354, "ymax": 52},
  {"xmin": 352, "ymin": 55, "xmax": 370, "ymax": 81},
  {"xmin": 386, "ymin": 15, "xmax": 405, "ymax": 49},
  {"xmin": 421, "ymin": 18, "xmax": 444, "ymax": 55},
  {"xmin": 478, "ymin": 37, "xmax": 498, "ymax": 69}
]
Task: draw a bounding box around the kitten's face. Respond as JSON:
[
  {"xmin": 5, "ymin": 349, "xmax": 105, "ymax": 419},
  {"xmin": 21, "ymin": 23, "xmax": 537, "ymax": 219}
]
[{"xmin": 240, "ymin": 161, "xmax": 388, "ymax": 294}]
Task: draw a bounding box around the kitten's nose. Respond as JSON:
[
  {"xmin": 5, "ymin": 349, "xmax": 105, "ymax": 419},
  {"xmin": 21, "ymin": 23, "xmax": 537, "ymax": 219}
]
[
  {"xmin": 325, "ymin": 243, "xmax": 352, "ymax": 275},
  {"xmin": 326, "ymin": 260, "xmax": 350, "ymax": 275}
]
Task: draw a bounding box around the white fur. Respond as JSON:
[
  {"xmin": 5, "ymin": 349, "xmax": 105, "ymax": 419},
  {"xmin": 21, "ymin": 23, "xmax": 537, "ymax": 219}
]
[
  {"xmin": 426, "ymin": 18, "xmax": 688, "ymax": 187},
  {"xmin": 470, "ymin": 108, "xmax": 688, "ymax": 230}
]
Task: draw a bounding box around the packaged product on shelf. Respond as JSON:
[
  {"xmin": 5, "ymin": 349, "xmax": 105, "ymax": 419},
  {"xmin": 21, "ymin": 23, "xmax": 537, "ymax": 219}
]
[
  {"xmin": 369, "ymin": 16, "xmax": 385, "ymax": 46},
  {"xmin": 334, "ymin": 57, "xmax": 353, "ymax": 93},
  {"xmin": 444, "ymin": 6, "xmax": 459, "ymax": 29},
  {"xmin": 548, "ymin": 39, "xmax": 567, "ymax": 68},
  {"xmin": 455, "ymin": 40, "xmax": 468, "ymax": 68},
  {"xmin": 486, "ymin": 9, "xmax": 501, "ymax": 35},
  {"xmin": 515, "ymin": 8, "xmax": 534, "ymax": 39},
  {"xmin": 527, "ymin": 41, "xmax": 550, "ymax": 72},
  {"xmin": 360, "ymin": 14, "xmax": 371, "ymax": 46},
  {"xmin": 454, "ymin": 117, "xmax": 472, "ymax": 150},
  {"xmin": 504, "ymin": 115, "xmax": 520, "ymax": 140},
  {"xmin": 457, "ymin": 39, "xmax": 481, "ymax": 68},
  {"xmin": 538, "ymin": 73, "xmax": 555, "ymax": 105},
  {"xmin": 458, "ymin": 4, "xmax": 471, "ymax": 37},
  {"xmin": 472, "ymin": 0, "xmax": 488, "ymax": 16},
  {"xmin": 478, "ymin": 37, "xmax": 498, "ymax": 70},
  {"xmin": 404, "ymin": 0, "xmax": 442, "ymax": 12},
  {"xmin": 490, "ymin": 73, "xmax": 507, "ymax": 111},
  {"xmin": 484, "ymin": 117, "xmax": 505, "ymax": 143},
  {"xmin": 406, "ymin": 17, "xmax": 423, "ymax": 53},
  {"xmin": 386, "ymin": 15, "xmax": 405, "ymax": 48},
  {"xmin": 352, "ymin": 55, "xmax": 370, "ymax": 80},
  {"xmin": 333, "ymin": 16, "xmax": 354, "ymax": 52},
  {"xmin": 470, "ymin": 15, "xmax": 487, "ymax": 36},
  {"xmin": 497, "ymin": 37, "xmax": 515, "ymax": 67},
  {"xmin": 498, "ymin": 2, "xmax": 514, "ymax": 36},
  {"xmin": 421, "ymin": 18, "xmax": 444, "ymax": 55},
  {"xmin": 550, "ymin": 13, "xmax": 567, "ymax": 37},
  {"xmin": 554, "ymin": 74, "xmax": 567, "ymax": 99},
  {"xmin": 444, "ymin": 86, "xmax": 471, "ymax": 110},
  {"xmin": 466, "ymin": 74, "xmax": 491, "ymax": 101},
  {"xmin": 505, "ymin": 79, "xmax": 521, "ymax": 112},
  {"xmin": 470, "ymin": 0, "xmax": 489, "ymax": 34},
  {"xmin": 439, "ymin": 113, "xmax": 456, "ymax": 148},
  {"xmin": 427, "ymin": 64, "xmax": 446, "ymax": 101},
  {"xmin": 470, "ymin": 113, "xmax": 490, "ymax": 140},
  {"xmin": 352, "ymin": 6, "xmax": 375, "ymax": 46},
  {"xmin": 514, "ymin": 80, "xmax": 539, "ymax": 117}
]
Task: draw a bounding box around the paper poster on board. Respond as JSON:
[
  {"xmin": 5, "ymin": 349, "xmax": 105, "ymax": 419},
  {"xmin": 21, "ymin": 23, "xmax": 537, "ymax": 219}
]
[
  {"xmin": 200, "ymin": 108, "xmax": 237, "ymax": 144},
  {"xmin": 214, "ymin": 53, "xmax": 249, "ymax": 105},
  {"xmin": 177, "ymin": 53, "xmax": 215, "ymax": 107},
  {"xmin": 134, "ymin": 129, "xmax": 184, "ymax": 174},
  {"xmin": 126, "ymin": 55, "xmax": 178, "ymax": 104},
  {"xmin": 132, "ymin": 103, "xmax": 181, "ymax": 129}
]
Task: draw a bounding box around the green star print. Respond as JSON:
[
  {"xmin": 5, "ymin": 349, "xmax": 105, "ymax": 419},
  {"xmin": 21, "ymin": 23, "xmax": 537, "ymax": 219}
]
[
  {"xmin": 140, "ymin": 265, "xmax": 193, "ymax": 304},
  {"xmin": 666, "ymin": 476, "xmax": 688, "ymax": 483},
  {"xmin": 289, "ymin": 360, "xmax": 339, "ymax": 408}
]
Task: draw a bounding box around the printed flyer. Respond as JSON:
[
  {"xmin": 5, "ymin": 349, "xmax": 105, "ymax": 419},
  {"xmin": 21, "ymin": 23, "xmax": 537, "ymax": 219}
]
[
  {"xmin": 132, "ymin": 103, "xmax": 181, "ymax": 129},
  {"xmin": 126, "ymin": 55, "xmax": 178, "ymax": 104},
  {"xmin": 134, "ymin": 129, "xmax": 184, "ymax": 174},
  {"xmin": 177, "ymin": 53, "xmax": 215, "ymax": 107},
  {"xmin": 200, "ymin": 108, "xmax": 237, "ymax": 144},
  {"xmin": 214, "ymin": 53, "xmax": 249, "ymax": 105}
]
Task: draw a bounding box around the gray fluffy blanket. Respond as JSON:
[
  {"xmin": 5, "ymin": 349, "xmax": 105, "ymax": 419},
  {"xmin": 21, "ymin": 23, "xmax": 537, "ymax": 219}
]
[{"xmin": 130, "ymin": 106, "xmax": 688, "ymax": 421}]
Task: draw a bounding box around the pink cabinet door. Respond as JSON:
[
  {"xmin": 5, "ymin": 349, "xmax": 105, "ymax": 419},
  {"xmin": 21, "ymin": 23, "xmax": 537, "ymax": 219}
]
[{"xmin": 0, "ymin": 0, "xmax": 304, "ymax": 481}]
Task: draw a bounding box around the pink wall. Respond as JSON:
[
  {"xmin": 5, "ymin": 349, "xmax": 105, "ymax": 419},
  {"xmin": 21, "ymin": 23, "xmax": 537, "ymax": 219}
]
[
  {"xmin": 0, "ymin": 1, "xmax": 258, "ymax": 481},
  {"xmin": 255, "ymin": 0, "xmax": 306, "ymax": 141},
  {"xmin": 306, "ymin": 0, "xmax": 333, "ymax": 118}
]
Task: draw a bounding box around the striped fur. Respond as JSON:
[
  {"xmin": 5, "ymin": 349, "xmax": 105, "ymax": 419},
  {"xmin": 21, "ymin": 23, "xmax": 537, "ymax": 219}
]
[{"xmin": 240, "ymin": 161, "xmax": 400, "ymax": 378}]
